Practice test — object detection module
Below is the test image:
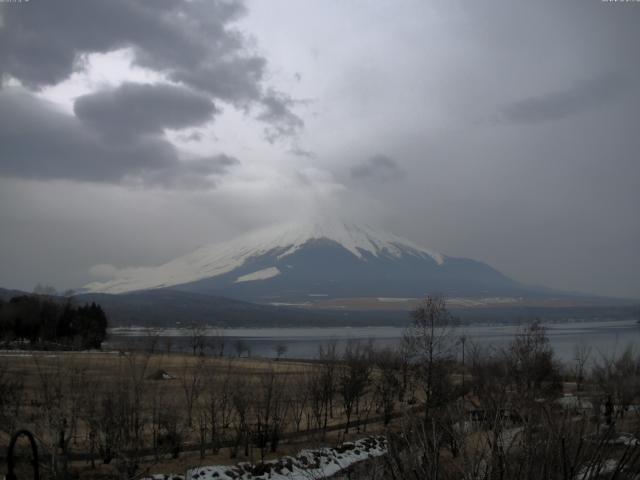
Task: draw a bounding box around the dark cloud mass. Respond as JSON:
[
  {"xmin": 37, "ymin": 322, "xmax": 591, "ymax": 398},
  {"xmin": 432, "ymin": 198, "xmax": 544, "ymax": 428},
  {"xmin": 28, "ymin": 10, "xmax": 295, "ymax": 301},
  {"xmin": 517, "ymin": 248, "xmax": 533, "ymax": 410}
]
[
  {"xmin": 0, "ymin": 0, "xmax": 300, "ymax": 137},
  {"xmin": 173, "ymin": 56, "xmax": 267, "ymax": 105},
  {"xmin": 74, "ymin": 83, "xmax": 218, "ymax": 140},
  {"xmin": 0, "ymin": 0, "xmax": 302, "ymax": 187},
  {"xmin": 0, "ymin": 0, "xmax": 245, "ymax": 93},
  {"xmin": 0, "ymin": 89, "xmax": 237, "ymax": 187}
]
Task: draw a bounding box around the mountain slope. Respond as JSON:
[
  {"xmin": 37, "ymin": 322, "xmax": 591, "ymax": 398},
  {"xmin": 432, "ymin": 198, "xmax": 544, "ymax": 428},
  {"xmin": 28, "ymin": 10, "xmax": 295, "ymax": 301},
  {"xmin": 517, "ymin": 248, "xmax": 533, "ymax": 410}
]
[
  {"xmin": 76, "ymin": 289, "xmax": 409, "ymax": 327},
  {"xmin": 84, "ymin": 220, "xmax": 539, "ymax": 302}
]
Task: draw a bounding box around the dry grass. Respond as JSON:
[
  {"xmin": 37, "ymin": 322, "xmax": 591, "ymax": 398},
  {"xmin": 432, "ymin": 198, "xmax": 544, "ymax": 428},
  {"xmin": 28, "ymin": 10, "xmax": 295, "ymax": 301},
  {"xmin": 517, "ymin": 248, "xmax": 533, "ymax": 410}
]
[{"xmin": 0, "ymin": 350, "xmax": 389, "ymax": 479}]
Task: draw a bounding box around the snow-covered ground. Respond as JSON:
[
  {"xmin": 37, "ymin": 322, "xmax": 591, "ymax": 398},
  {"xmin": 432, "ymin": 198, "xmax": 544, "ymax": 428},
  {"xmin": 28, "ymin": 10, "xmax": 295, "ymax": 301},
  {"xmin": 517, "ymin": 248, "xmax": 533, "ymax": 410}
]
[
  {"xmin": 556, "ymin": 394, "xmax": 593, "ymax": 412},
  {"xmin": 498, "ymin": 426, "xmax": 523, "ymax": 450},
  {"xmin": 573, "ymin": 459, "xmax": 637, "ymax": 479},
  {"xmin": 145, "ymin": 436, "xmax": 387, "ymax": 480}
]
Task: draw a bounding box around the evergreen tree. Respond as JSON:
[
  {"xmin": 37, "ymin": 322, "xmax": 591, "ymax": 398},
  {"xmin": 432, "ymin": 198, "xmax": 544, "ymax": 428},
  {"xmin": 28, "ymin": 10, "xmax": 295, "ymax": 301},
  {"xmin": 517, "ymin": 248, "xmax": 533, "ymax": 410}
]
[{"xmin": 0, "ymin": 295, "xmax": 108, "ymax": 349}]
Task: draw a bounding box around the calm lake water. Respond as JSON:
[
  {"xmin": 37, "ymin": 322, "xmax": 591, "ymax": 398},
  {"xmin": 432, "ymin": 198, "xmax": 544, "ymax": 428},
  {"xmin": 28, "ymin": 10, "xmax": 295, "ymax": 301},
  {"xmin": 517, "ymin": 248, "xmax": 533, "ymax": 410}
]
[{"xmin": 108, "ymin": 319, "xmax": 640, "ymax": 364}]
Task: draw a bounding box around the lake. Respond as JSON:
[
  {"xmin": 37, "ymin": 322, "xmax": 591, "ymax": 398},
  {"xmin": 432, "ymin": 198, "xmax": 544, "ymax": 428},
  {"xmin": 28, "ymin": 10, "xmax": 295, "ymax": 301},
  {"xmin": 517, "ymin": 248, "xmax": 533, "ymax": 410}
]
[{"xmin": 107, "ymin": 319, "xmax": 640, "ymax": 364}]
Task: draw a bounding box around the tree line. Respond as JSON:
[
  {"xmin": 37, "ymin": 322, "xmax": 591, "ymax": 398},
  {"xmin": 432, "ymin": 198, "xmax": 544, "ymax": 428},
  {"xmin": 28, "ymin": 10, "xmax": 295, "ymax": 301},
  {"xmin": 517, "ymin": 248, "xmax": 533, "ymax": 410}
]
[{"xmin": 0, "ymin": 294, "xmax": 108, "ymax": 349}]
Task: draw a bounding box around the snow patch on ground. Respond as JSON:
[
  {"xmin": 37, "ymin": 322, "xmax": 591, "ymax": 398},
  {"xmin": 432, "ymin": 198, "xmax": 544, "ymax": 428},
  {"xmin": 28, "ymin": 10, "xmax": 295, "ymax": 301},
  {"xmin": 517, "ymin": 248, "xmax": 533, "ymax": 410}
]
[
  {"xmin": 145, "ymin": 436, "xmax": 386, "ymax": 480},
  {"xmin": 575, "ymin": 459, "xmax": 620, "ymax": 479},
  {"xmin": 606, "ymin": 433, "xmax": 640, "ymax": 446},
  {"xmin": 556, "ymin": 394, "xmax": 593, "ymax": 411},
  {"xmin": 498, "ymin": 427, "xmax": 523, "ymax": 450},
  {"xmin": 234, "ymin": 267, "xmax": 281, "ymax": 283}
]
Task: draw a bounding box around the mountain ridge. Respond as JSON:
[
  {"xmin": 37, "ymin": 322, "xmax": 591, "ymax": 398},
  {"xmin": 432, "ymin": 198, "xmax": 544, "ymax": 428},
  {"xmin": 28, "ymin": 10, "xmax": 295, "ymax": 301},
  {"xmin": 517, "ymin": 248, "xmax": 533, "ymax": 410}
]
[
  {"xmin": 84, "ymin": 220, "xmax": 446, "ymax": 295},
  {"xmin": 83, "ymin": 219, "xmax": 554, "ymax": 302}
]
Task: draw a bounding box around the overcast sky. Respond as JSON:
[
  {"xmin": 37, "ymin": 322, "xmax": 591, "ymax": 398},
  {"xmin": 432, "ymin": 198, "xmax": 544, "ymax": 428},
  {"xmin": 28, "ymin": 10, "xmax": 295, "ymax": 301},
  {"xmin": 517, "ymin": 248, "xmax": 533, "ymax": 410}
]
[{"xmin": 0, "ymin": 0, "xmax": 638, "ymax": 298}]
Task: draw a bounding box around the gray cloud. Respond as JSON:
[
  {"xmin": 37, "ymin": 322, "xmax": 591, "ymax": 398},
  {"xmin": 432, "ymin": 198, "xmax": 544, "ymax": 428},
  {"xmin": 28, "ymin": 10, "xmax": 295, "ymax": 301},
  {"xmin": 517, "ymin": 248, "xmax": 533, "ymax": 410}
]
[
  {"xmin": 0, "ymin": 89, "xmax": 237, "ymax": 187},
  {"xmin": 178, "ymin": 131, "xmax": 205, "ymax": 143},
  {"xmin": 288, "ymin": 144, "xmax": 316, "ymax": 159},
  {"xmin": 74, "ymin": 83, "xmax": 218, "ymax": 140},
  {"xmin": 0, "ymin": 0, "xmax": 301, "ymax": 138},
  {"xmin": 142, "ymin": 155, "xmax": 239, "ymax": 189},
  {"xmin": 174, "ymin": 56, "xmax": 266, "ymax": 106},
  {"xmin": 500, "ymin": 73, "xmax": 632, "ymax": 124},
  {"xmin": 257, "ymin": 89, "xmax": 304, "ymax": 143},
  {"xmin": 350, "ymin": 154, "xmax": 404, "ymax": 182}
]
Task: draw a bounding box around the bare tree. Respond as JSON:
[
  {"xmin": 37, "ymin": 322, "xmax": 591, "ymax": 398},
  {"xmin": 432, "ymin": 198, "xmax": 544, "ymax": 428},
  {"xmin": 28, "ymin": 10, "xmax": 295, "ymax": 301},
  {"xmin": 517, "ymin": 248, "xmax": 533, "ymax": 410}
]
[
  {"xmin": 506, "ymin": 321, "xmax": 561, "ymax": 405},
  {"xmin": 273, "ymin": 341, "xmax": 288, "ymax": 360},
  {"xmin": 0, "ymin": 358, "xmax": 23, "ymax": 436},
  {"xmin": 116, "ymin": 353, "xmax": 152, "ymax": 477},
  {"xmin": 234, "ymin": 339, "xmax": 250, "ymax": 358},
  {"xmin": 157, "ymin": 407, "xmax": 183, "ymax": 459},
  {"xmin": 181, "ymin": 356, "xmax": 205, "ymax": 428},
  {"xmin": 593, "ymin": 345, "xmax": 640, "ymax": 422},
  {"xmin": 73, "ymin": 367, "xmax": 104, "ymax": 470},
  {"xmin": 458, "ymin": 334, "xmax": 467, "ymax": 389},
  {"xmin": 251, "ymin": 368, "xmax": 289, "ymax": 461},
  {"xmin": 189, "ymin": 322, "xmax": 207, "ymax": 356},
  {"xmin": 372, "ymin": 348, "xmax": 401, "ymax": 425},
  {"xmin": 32, "ymin": 357, "xmax": 87, "ymax": 480},
  {"xmin": 318, "ymin": 340, "xmax": 338, "ymax": 429},
  {"xmin": 164, "ymin": 336, "xmax": 173, "ymax": 355},
  {"xmin": 211, "ymin": 329, "xmax": 226, "ymax": 357},
  {"xmin": 230, "ymin": 375, "xmax": 250, "ymax": 459},
  {"xmin": 338, "ymin": 340, "xmax": 372, "ymax": 433},
  {"xmin": 150, "ymin": 380, "xmax": 169, "ymax": 460},
  {"xmin": 308, "ymin": 369, "xmax": 328, "ymax": 432},
  {"xmin": 383, "ymin": 399, "xmax": 640, "ymax": 480},
  {"xmin": 573, "ymin": 341, "xmax": 592, "ymax": 393},
  {"xmin": 145, "ymin": 328, "xmax": 161, "ymax": 354},
  {"xmin": 288, "ymin": 373, "xmax": 310, "ymax": 432},
  {"xmin": 203, "ymin": 359, "xmax": 233, "ymax": 454},
  {"xmin": 404, "ymin": 295, "xmax": 457, "ymax": 419}
]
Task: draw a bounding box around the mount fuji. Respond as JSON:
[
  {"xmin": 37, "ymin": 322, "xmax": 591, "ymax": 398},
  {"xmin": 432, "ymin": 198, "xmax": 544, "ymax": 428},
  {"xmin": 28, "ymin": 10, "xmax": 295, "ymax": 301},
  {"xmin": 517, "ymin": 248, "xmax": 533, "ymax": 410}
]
[{"xmin": 84, "ymin": 219, "xmax": 543, "ymax": 303}]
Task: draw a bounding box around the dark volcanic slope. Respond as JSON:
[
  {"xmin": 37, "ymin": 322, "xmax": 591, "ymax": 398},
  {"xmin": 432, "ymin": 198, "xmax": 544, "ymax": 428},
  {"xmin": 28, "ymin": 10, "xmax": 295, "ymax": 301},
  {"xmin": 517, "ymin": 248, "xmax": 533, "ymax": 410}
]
[{"xmin": 176, "ymin": 238, "xmax": 538, "ymax": 302}]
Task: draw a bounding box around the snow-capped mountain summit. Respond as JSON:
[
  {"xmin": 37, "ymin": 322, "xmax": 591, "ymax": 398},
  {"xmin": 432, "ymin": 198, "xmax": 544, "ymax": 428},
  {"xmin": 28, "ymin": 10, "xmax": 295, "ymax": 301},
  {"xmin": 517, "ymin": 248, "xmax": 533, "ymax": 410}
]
[{"xmin": 84, "ymin": 219, "xmax": 531, "ymax": 301}]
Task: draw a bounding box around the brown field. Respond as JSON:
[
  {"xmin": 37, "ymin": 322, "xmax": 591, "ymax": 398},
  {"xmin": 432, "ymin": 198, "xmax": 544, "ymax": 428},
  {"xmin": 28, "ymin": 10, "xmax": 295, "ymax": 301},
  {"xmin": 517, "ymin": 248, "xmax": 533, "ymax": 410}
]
[{"xmin": 0, "ymin": 350, "xmax": 396, "ymax": 480}]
